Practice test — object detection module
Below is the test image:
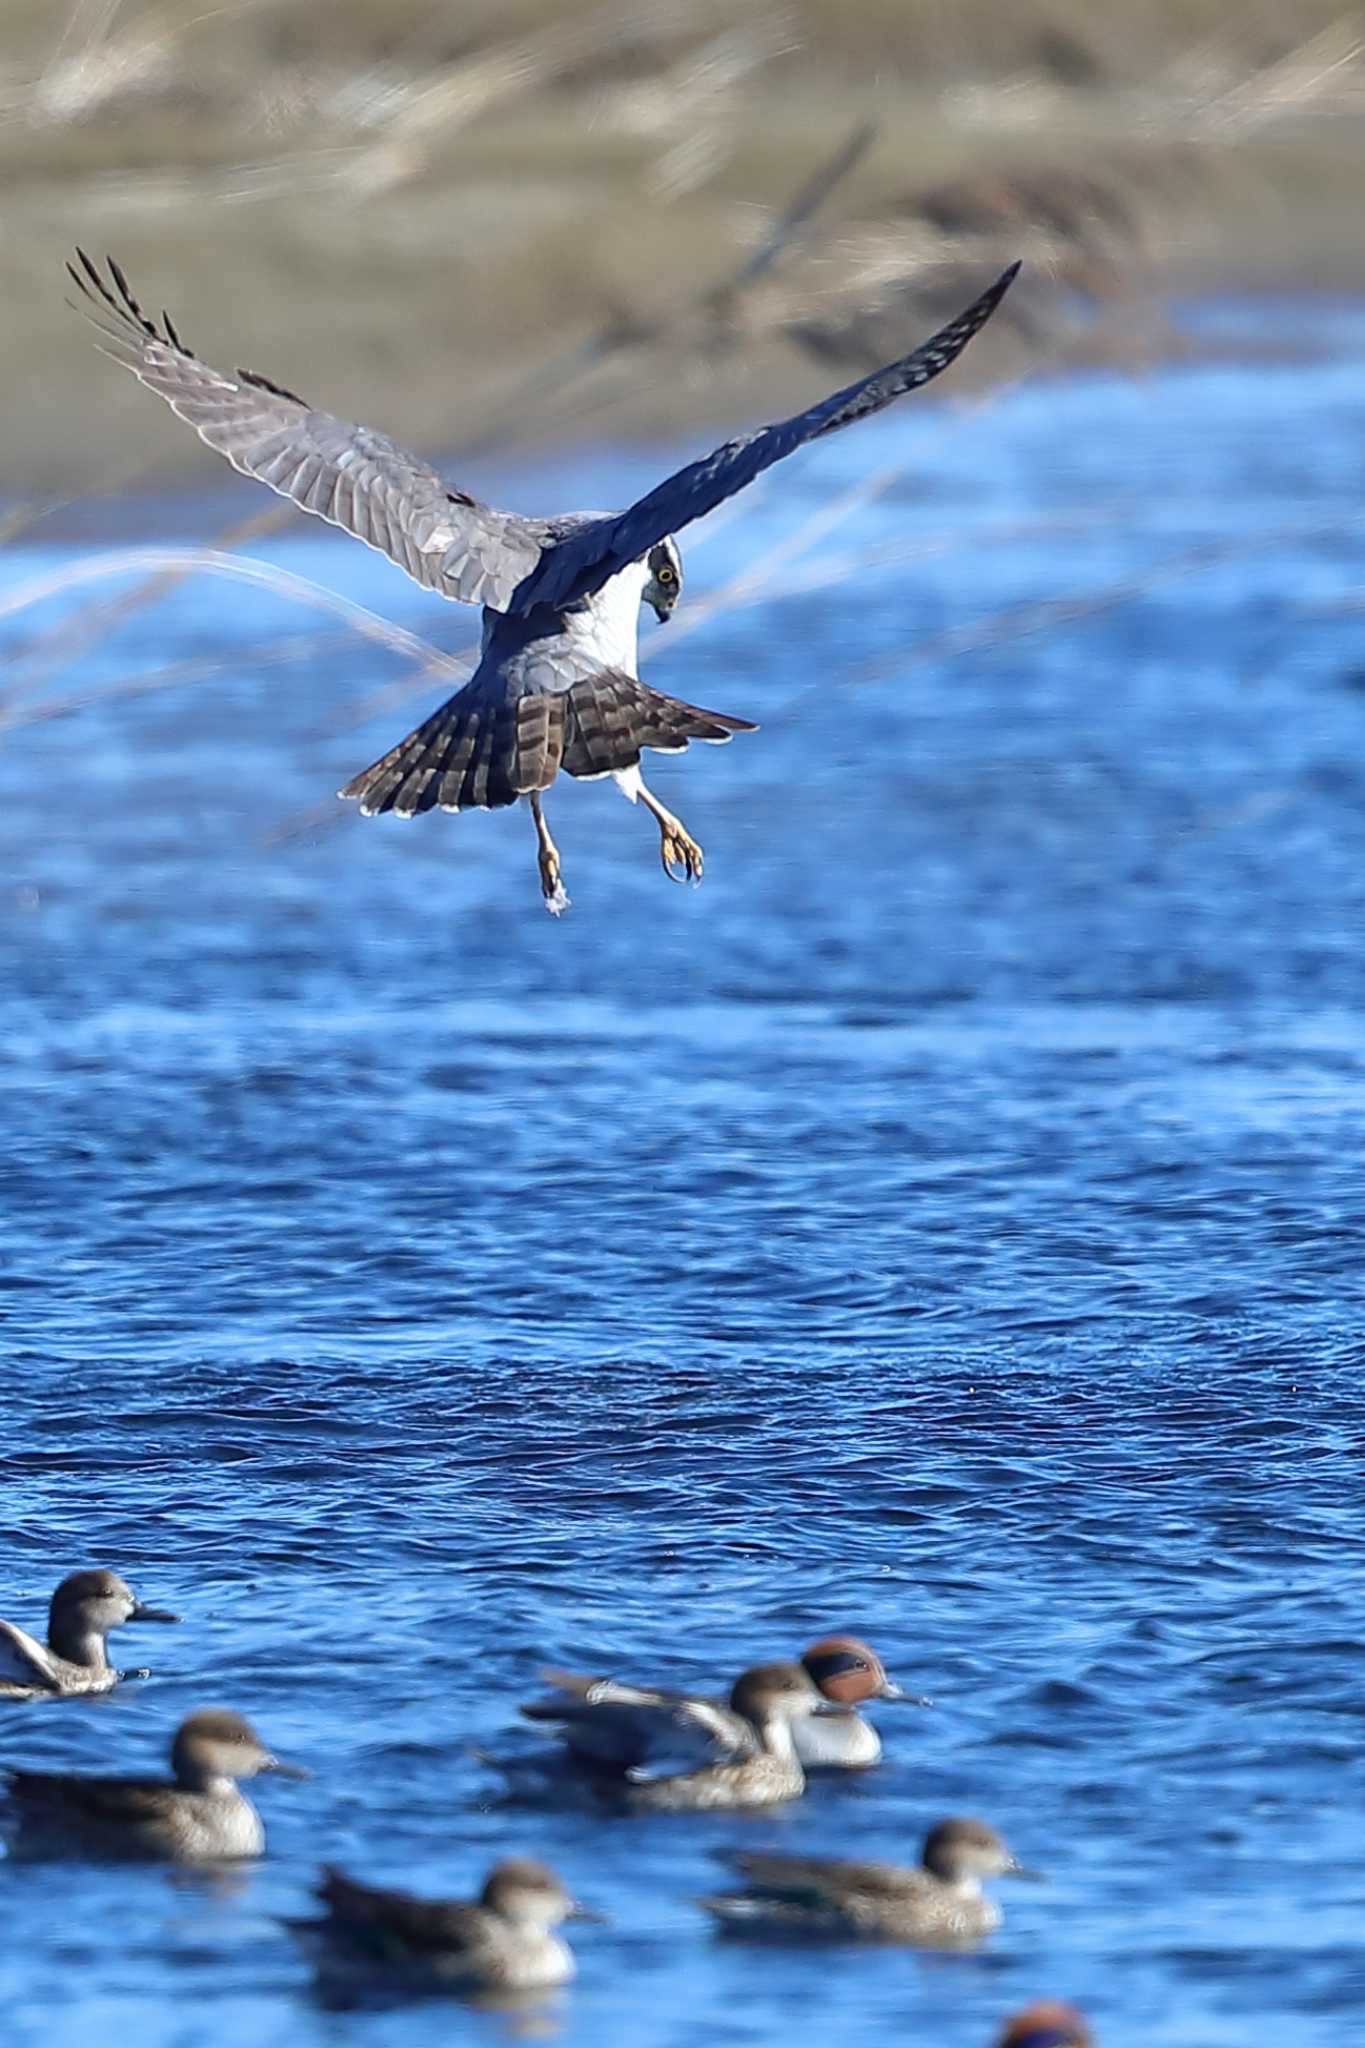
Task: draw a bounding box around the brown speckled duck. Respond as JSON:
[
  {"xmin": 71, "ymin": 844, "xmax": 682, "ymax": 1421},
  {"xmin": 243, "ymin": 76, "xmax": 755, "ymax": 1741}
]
[
  {"xmin": 700, "ymin": 1817, "xmax": 1039, "ymax": 1940},
  {"xmin": 289, "ymin": 1859, "xmax": 601, "ymax": 1993},
  {"xmin": 5, "ymin": 1708, "xmax": 307, "ymax": 1860},
  {"xmin": 620, "ymin": 1662, "xmax": 828, "ymax": 1813}
]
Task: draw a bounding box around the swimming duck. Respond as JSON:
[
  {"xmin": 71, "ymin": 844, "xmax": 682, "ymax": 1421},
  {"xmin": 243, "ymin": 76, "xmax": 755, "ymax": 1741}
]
[
  {"xmin": 289, "ymin": 1859, "xmax": 601, "ymax": 1993},
  {"xmin": 699, "ymin": 1817, "xmax": 1038, "ymax": 1940},
  {"xmin": 4, "ymin": 1708, "xmax": 307, "ymax": 1860},
  {"xmin": 620, "ymin": 1662, "xmax": 827, "ymax": 1812},
  {"xmin": 0, "ymin": 1569, "xmax": 179, "ymax": 1699},
  {"xmin": 998, "ymin": 2004, "xmax": 1092, "ymax": 2048},
  {"xmin": 794, "ymin": 1637, "xmax": 923, "ymax": 1766},
  {"xmin": 522, "ymin": 1634, "xmax": 919, "ymax": 1772}
]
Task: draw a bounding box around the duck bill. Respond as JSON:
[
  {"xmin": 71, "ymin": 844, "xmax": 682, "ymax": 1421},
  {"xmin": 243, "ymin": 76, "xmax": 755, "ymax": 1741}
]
[
  {"xmin": 878, "ymin": 1680, "xmax": 932, "ymax": 1706},
  {"xmin": 264, "ymin": 1755, "xmax": 311, "ymax": 1781},
  {"xmin": 1005, "ymin": 1858, "xmax": 1045, "ymax": 1881},
  {"xmin": 566, "ymin": 1900, "xmax": 609, "ymax": 1924},
  {"xmin": 131, "ymin": 1603, "xmax": 180, "ymax": 1624}
]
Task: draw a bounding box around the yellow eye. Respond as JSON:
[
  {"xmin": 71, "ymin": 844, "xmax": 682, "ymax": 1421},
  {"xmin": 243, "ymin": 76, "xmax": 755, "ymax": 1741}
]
[{"xmin": 656, "ymin": 566, "xmax": 675, "ymax": 586}]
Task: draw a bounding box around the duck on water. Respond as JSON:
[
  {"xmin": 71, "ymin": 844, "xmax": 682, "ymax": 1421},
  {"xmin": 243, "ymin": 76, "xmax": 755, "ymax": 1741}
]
[
  {"xmin": 288, "ymin": 1858, "xmax": 603, "ymax": 1994},
  {"xmin": 0, "ymin": 1569, "xmax": 179, "ymax": 1700},
  {"xmin": 522, "ymin": 1634, "xmax": 923, "ymax": 1773},
  {"xmin": 700, "ymin": 1818, "xmax": 1041, "ymax": 1941},
  {"xmin": 4, "ymin": 1708, "xmax": 308, "ymax": 1861}
]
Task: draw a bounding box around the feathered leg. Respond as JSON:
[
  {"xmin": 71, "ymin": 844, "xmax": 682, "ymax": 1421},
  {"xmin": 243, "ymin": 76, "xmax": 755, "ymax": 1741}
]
[{"xmin": 530, "ymin": 790, "xmax": 570, "ymax": 915}]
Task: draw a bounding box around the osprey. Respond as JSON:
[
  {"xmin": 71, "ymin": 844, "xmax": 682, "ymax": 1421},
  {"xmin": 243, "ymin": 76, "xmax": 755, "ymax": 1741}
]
[{"xmin": 70, "ymin": 252, "xmax": 1018, "ymax": 914}]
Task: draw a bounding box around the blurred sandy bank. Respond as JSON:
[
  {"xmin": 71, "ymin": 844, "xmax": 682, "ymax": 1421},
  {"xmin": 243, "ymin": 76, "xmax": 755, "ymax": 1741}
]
[{"xmin": 6, "ymin": 0, "xmax": 1365, "ymax": 501}]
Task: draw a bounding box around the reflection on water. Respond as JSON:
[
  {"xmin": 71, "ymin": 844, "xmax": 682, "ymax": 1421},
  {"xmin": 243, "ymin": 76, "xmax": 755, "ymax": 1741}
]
[{"xmin": 3, "ymin": 311, "xmax": 1365, "ymax": 2046}]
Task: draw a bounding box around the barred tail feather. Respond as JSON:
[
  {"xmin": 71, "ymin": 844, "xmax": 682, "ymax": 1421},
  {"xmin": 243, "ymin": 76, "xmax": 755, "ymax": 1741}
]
[
  {"xmin": 562, "ymin": 672, "xmax": 756, "ymax": 781},
  {"xmin": 340, "ymin": 684, "xmax": 564, "ymax": 816}
]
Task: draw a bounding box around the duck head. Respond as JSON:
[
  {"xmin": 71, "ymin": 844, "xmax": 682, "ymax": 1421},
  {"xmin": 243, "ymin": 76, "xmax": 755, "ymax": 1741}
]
[
  {"xmin": 923, "ymin": 1816, "xmax": 1040, "ymax": 1887},
  {"xmin": 171, "ymin": 1709, "xmax": 308, "ymax": 1789},
  {"xmin": 799, "ymin": 1635, "xmax": 925, "ymax": 1707}
]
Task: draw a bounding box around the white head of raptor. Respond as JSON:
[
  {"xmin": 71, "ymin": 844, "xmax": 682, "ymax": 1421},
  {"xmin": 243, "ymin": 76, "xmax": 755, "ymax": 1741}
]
[{"xmin": 642, "ymin": 536, "xmax": 683, "ymax": 623}]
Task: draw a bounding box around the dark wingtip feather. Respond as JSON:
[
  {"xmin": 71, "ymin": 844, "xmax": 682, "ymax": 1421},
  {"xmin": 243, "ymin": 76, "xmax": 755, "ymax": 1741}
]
[
  {"xmin": 237, "ymin": 366, "xmax": 309, "ymax": 406},
  {"xmin": 66, "ymin": 249, "xmax": 192, "ymax": 355},
  {"xmin": 70, "ymin": 248, "xmax": 120, "ymax": 321},
  {"xmin": 986, "ymin": 258, "xmax": 1023, "ymax": 309},
  {"xmin": 942, "ymin": 259, "xmax": 1020, "ymax": 341}
]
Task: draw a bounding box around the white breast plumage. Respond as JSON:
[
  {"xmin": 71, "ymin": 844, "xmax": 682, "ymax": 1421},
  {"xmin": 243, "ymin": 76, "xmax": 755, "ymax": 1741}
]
[{"xmin": 565, "ymin": 559, "xmax": 649, "ymax": 674}]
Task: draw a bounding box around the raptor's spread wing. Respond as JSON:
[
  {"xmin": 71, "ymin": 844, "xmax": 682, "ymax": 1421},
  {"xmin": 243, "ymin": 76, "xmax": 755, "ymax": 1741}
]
[
  {"xmin": 513, "ymin": 262, "xmax": 1020, "ymax": 614},
  {"xmin": 69, "ymin": 251, "xmax": 549, "ymax": 612},
  {"xmin": 0, "ymin": 1623, "xmax": 61, "ymax": 1692}
]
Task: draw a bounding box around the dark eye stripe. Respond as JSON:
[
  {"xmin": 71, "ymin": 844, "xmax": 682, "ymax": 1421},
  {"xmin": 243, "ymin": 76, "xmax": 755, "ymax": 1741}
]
[{"xmin": 804, "ymin": 1650, "xmax": 867, "ymax": 1681}]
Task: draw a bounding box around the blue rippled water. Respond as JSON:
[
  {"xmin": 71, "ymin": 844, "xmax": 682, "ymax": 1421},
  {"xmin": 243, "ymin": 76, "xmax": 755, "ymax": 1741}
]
[{"xmin": 4, "ymin": 304, "xmax": 1365, "ymax": 2047}]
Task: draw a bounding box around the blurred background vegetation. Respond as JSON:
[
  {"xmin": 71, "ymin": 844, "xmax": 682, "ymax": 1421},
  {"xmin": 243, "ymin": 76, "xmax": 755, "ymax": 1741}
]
[{"xmin": 5, "ymin": 0, "xmax": 1365, "ymax": 498}]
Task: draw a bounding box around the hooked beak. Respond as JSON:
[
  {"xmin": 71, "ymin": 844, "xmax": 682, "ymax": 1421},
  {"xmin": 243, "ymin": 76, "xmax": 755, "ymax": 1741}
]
[
  {"xmin": 131, "ymin": 1602, "xmax": 180, "ymax": 1624},
  {"xmin": 649, "ymin": 597, "xmax": 672, "ymax": 625},
  {"xmin": 263, "ymin": 1754, "xmax": 311, "ymax": 1781},
  {"xmin": 566, "ymin": 1900, "xmax": 609, "ymax": 1924}
]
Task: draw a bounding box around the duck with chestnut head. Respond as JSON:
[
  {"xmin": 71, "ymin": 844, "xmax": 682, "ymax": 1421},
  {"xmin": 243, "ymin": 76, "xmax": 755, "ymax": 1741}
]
[
  {"xmin": 997, "ymin": 2003, "xmax": 1092, "ymax": 2048},
  {"xmin": 520, "ymin": 1632, "xmax": 923, "ymax": 1776},
  {"xmin": 794, "ymin": 1636, "xmax": 923, "ymax": 1766}
]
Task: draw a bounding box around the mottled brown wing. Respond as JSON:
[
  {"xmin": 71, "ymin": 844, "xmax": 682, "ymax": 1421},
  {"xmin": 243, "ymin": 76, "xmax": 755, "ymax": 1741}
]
[
  {"xmin": 561, "ymin": 673, "xmax": 756, "ymax": 780},
  {"xmin": 69, "ymin": 252, "xmax": 548, "ymax": 611},
  {"xmin": 721, "ymin": 1851, "xmax": 918, "ymax": 1900},
  {"xmin": 317, "ymin": 1868, "xmax": 485, "ymax": 1955},
  {"xmin": 6, "ymin": 1771, "xmax": 171, "ymax": 1824},
  {"xmin": 340, "ymin": 683, "xmax": 564, "ymax": 816}
]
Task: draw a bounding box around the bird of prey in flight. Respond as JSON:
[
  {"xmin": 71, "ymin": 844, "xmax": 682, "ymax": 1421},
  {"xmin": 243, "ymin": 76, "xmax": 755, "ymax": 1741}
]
[{"xmin": 70, "ymin": 252, "xmax": 1018, "ymax": 914}]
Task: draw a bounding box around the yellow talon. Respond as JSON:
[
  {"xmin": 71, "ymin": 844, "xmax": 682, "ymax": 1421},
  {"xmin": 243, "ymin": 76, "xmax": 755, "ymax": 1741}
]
[
  {"xmin": 530, "ymin": 790, "xmax": 570, "ymax": 915},
  {"xmin": 659, "ymin": 826, "xmax": 704, "ymax": 885},
  {"xmin": 538, "ymin": 848, "xmax": 570, "ymax": 916}
]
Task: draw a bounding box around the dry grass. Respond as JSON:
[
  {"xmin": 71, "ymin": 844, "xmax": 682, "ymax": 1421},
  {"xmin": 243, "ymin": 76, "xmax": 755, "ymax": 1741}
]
[
  {"xmin": 7, "ymin": 1, "xmax": 1363, "ymax": 101},
  {"xmin": 1, "ymin": 1, "xmax": 1363, "ymax": 499}
]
